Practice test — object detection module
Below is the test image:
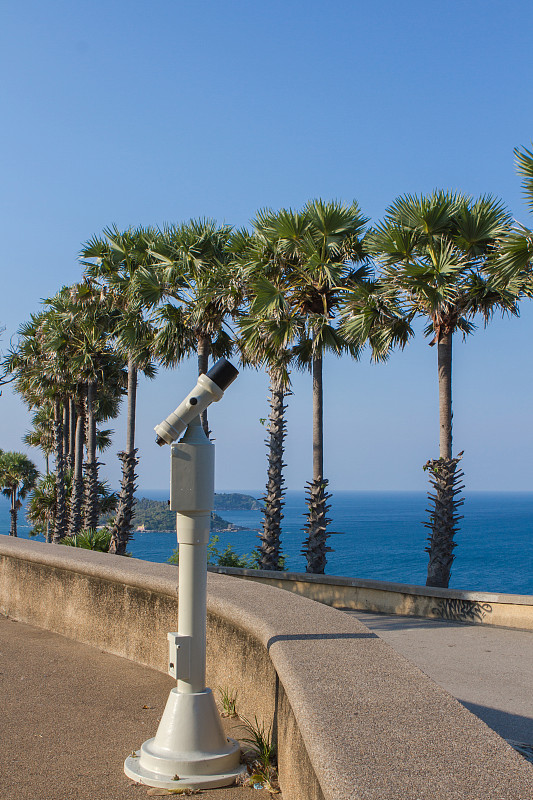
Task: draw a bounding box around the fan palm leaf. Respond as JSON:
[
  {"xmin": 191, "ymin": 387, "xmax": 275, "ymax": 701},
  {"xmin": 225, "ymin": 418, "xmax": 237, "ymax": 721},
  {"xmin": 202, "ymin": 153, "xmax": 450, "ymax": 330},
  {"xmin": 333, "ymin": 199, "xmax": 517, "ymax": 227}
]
[{"xmin": 515, "ymin": 144, "xmax": 533, "ymax": 215}]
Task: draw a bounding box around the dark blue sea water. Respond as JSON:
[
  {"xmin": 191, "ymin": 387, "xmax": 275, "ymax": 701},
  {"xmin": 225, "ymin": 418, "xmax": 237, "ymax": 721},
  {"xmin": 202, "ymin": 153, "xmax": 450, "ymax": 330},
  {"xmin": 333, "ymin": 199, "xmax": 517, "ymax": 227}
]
[{"xmin": 2, "ymin": 490, "xmax": 533, "ymax": 595}]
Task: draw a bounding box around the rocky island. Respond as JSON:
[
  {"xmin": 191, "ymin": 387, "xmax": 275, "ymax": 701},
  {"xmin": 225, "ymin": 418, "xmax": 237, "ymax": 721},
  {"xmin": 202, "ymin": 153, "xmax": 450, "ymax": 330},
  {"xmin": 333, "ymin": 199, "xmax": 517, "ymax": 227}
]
[
  {"xmin": 214, "ymin": 493, "xmax": 262, "ymax": 511},
  {"xmin": 129, "ymin": 494, "xmax": 261, "ymax": 533}
]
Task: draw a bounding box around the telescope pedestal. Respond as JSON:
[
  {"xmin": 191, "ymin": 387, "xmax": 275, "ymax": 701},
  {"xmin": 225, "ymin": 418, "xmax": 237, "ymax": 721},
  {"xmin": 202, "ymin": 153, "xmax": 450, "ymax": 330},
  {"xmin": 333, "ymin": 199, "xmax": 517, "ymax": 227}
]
[
  {"xmin": 124, "ymin": 688, "xmax": 243, "ymax": 789},
  {"xmin": 124, "ymin": 417, "xmax": 245, "ymax": 789}
]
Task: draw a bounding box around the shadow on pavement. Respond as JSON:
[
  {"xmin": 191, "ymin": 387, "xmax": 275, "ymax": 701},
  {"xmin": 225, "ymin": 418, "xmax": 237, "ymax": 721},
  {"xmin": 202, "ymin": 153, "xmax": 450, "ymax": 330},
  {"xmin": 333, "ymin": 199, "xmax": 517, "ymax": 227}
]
[
  {"xmin": 347, "ymin": 610, "xmax": 471, "ymax": 631},
  {"xmin": 458, "ymin": 699, "xmax": 533, "ymax": 746}
]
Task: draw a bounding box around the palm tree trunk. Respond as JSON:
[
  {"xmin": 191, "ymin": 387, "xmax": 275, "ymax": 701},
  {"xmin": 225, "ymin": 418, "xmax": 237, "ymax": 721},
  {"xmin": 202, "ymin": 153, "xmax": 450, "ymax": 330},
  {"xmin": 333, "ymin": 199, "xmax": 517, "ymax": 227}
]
[
  {"xmin": 302, "ymin": 351, "xmax": 332, "ymax": 574},
  {"xmin": 83, "ymin": 380, "xmax": 98, "ymax": 530},
  {"xmin": 63, "ymin": 402, "xmax": 69, "ymax": 463},
  {"xmin": 52, "ymin": 396, "xmax": 68, "ymax": 543},
  {"xmin": 109, "ymin": 361, "xmax": 138, "ymax": 555},
  {"xmin": 256, "ymin": 374, "xmax": 287, "ymax": 570},
  {"xmin": 197, "ymin": 333, "xmax": 211, "ymax": 437},
  {"xmin": 438, "ymin": 333, "xmax": 452, "ymax": 460},
  {"xmin": 125, "ymin": 362, "xmax": 137, "ymax": 454},
  {"xmin": 425, "ymin": 332, "xmax": 464, "ymax": 588},
  {"xmin": 312, "ymin": 352, "xmax": 324, "ymax": 481},
  {"xmin": 424, "ymin": 454, "xmax": 465, "ymax": 587},
  {"xmin": 68, "ymin": 394, "xmax": 85, "ymax": 536},
  {"xmin": 9, "ymin": 488, "xmax": 17, "ymax": 536},
  {"xmin": 68, "ymin": 396, "xmax": 76, "ymax": 472}
]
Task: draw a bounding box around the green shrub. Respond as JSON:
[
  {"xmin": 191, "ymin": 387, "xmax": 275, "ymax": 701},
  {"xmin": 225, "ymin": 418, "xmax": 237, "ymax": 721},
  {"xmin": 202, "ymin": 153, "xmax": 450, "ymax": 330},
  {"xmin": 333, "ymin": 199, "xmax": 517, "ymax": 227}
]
[
  {"xmin": 168, "ymin": 534, "xmax": 257, "ymax": 568},
  {"xmin": 59, "ymin": 527, "xmax": 112, "ymax": 552}
]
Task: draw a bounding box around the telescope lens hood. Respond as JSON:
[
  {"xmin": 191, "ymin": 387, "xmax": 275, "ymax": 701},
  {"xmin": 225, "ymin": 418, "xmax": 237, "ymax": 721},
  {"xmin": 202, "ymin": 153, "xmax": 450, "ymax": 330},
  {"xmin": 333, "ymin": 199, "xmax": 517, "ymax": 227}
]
[{"xmin": 206, "ymin": 358, "xmax": 239, "ymax": 391}]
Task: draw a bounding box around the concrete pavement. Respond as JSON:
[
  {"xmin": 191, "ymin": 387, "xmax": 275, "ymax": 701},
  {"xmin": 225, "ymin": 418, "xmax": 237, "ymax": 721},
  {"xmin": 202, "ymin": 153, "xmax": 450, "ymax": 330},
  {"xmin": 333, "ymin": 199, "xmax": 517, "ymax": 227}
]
[
  {"xmin": 0, "ymin": 615, "xmax": 274, "ymax": 800},
  {"xmin": 2, "ymin": 607, "xmax": 533, "ymax": 799},
  {"xmin": 348, "ymin": 609, "xmax": 533, "ymax": 753}
]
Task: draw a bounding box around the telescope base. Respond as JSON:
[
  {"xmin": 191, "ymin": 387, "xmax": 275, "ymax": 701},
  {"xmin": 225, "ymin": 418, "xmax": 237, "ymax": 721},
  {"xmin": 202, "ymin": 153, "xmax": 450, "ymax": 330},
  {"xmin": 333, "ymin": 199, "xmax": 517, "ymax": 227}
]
[{"xmin": 124, "ymin": 687, "xmax": 245, "ymax": 790}]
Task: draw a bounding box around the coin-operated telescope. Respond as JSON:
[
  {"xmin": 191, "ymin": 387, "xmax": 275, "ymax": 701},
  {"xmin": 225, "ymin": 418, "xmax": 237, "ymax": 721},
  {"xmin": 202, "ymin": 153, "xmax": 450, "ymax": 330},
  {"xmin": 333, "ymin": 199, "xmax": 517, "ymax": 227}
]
[
  {"xmin": 124, "ymin": 359, "xmax": 244, "ymax": 791},
  {"xmin": 154, "ymin": 359, "xmax": 239, "ymax": 446}
]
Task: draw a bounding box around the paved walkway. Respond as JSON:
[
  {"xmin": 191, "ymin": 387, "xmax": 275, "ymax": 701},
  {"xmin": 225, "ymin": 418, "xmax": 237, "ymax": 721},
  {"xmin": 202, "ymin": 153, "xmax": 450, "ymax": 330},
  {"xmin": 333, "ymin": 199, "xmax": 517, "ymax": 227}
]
[
  {"xmin": 0, "ymin": 615, "xmax": 274, "ymax": 800},
  {"xmin": 2, "ymin": 610, "xmax": 533, "ymax": 799},
  {"xmin": 348, "ymin": 610, "xmax": 533, "ymax": 751}
]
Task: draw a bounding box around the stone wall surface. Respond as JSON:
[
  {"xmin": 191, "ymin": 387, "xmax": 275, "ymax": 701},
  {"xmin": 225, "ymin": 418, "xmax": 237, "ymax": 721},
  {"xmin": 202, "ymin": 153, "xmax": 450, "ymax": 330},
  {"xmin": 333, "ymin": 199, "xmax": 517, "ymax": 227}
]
[
  {"xmin": 1, "ymin": 536, "xmax": 532, "ymax": 800},
  {"xmin": 210, "ymin": 566, "xmax": 533, "ymax": 630}
]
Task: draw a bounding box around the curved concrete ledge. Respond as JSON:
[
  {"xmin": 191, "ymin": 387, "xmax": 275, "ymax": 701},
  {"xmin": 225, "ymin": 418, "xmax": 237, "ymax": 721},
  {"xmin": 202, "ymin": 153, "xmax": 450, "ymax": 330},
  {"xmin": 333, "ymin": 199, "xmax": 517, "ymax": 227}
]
[
  {"xmin": 209, "ymin": 566, "xmax": 533, "ymax": 630},
  {"xmin": 1, "ymin": 536, "xmax": 532, "ymax": 800}
]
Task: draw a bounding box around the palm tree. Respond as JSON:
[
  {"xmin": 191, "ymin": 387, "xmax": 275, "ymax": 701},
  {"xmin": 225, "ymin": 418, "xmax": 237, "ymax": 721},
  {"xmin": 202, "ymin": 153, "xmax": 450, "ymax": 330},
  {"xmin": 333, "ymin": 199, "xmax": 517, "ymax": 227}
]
[
  {"xmin": 110, "ymin": 306, "xmax": 156, "ymax": 552},
  {"xmin": 27, "ymin": 471, "xmax": 117, "ymax": 540},
  {"xmin": 26, "ymin": 472, "xmax": 57, "ymax": 541},
  {"xmin": 51, "ymin": 283, "xmax": 125, "ymax": 532},
  {"xmin": 81, "ymin": 227, "xmax": 158, "ymax": 554},
  {"xmin": 258, "ymin": 367, "xmax": 290, "ymax": 570},
  {"xmin": 4, "ymin": 288, "xmax": 123, "ymax": 544},
  {"xmin": 493, "ymin": 144, "xmax": 533, "ymax": 299},
  {"xmin": 249, "ymin": 201, "xmax": 369, "ymax": 573},
  {"xmin": 236, "ymin": 221, "xmax": 306, "ymax": 571},
  {"xmin": 238, "ymin": 285, "xmax": 297, "ymax": 570},
  {"xmin": 41, "ymin": 289, "xmax": 93, "ymax": 538},
  {"xmin": 369, "ymin": 191, "xmax": 517, "ymax": 587},
  {"xmin": 42, "ymin": 295, "xmax": 91, "ymax": 538},
  {"xmin": 0, "ymin": 451, "xmax": 38, "ymax": 536},
  {"xmin": 146, "ymin": 219, "xmax": 241, "ymax": 436},
  {"xmin": 24, "ymin": 405, "xmax": 55, "ymax": 475},
  {"xmin": 3, "ymin": 312, "xmax": 72, "ymax": 542},
  {"xmin": 0, "ymin": 324, "xmax": 15, "ymax": 396}
]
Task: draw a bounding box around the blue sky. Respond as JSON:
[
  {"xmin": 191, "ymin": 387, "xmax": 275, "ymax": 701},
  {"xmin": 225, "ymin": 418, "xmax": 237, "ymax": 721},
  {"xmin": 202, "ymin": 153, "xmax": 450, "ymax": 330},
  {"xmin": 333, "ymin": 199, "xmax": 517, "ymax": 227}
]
[{"xmin": 1, "ymin": 0, "xmax": 533, "ymax": 493}]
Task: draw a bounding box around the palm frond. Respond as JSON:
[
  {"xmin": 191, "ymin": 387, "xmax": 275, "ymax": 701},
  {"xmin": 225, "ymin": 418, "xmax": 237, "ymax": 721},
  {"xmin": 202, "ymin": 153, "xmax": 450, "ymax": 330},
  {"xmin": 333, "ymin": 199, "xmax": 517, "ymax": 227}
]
[
  {"xmin": 515, "ymin": 144, "xmax": 533, "ymax": 216},
  {"xmin": 494, "ymin": 224, "xmax": 533, "ymax": 286}
]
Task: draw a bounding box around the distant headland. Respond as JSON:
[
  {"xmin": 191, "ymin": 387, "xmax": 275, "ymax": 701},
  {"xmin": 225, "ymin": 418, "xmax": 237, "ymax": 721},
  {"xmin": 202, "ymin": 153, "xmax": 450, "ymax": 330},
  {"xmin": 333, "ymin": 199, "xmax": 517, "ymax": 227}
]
[{"xmin": 121, "ymin": 493, "xmax": 262, "ymax": 533}]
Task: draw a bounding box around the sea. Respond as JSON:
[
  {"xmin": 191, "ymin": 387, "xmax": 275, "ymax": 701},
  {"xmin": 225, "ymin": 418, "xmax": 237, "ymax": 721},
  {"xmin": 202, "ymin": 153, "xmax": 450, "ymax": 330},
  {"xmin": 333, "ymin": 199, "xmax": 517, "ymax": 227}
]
[{"xmin": 1, "ymin": 490, "xmax": 533, "ymax": 595}]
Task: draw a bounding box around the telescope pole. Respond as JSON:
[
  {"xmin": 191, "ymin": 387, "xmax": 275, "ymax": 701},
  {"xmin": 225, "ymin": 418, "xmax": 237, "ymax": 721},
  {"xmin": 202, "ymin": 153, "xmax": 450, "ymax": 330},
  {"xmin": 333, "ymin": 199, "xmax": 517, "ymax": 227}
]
[
  {"xmin": 124, "ymin": 414, "xmax": 244, "ymax": 790},
  {"xmin": 176, "ymin": 417, "xmax": 211, "ymax": 694}
]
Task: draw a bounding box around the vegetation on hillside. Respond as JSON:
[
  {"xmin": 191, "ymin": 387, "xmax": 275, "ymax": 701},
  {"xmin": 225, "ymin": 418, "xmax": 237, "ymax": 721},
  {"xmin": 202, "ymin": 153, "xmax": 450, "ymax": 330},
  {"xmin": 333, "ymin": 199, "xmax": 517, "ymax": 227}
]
[
  {"xmin": 214, "ymin": 493, "xmax": 262, "ymax": 511},
  {"xmin": 101, "ymin": 496, "xmax": 256, "ymax": 533}
]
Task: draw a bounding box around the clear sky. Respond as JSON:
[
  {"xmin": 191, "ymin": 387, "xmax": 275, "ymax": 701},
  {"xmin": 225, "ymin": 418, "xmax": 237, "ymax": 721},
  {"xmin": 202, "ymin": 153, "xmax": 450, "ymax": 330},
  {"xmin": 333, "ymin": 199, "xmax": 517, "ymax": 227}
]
[{"xmin": 1, "ymin": 0, "xmax": 533, "ymax": 494}]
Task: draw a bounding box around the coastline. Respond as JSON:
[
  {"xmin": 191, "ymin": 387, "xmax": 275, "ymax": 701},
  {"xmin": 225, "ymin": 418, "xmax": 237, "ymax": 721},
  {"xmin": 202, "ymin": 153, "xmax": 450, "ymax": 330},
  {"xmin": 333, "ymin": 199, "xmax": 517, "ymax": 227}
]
[
  {"xmin": 134, "ymin": 525, "xmax": 260, "ymax": 534},
  {"xmin": 2, "ymin": 490, "xmax": 532, "ymax": 594}
]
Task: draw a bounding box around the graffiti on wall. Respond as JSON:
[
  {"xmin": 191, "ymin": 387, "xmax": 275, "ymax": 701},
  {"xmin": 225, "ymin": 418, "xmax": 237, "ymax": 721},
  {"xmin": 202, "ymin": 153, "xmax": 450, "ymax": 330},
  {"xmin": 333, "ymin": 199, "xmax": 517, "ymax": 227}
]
[{"xmin": 431, "ymin": 598, "xmax": 492, "ymax": 623}]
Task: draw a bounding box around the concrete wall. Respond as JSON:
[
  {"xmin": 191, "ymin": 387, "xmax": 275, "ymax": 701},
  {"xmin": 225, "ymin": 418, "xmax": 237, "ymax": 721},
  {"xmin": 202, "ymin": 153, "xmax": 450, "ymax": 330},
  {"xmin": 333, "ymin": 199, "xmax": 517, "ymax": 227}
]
[
  {"xmin": 209, "ymin": 566, "xmax": 533, "ymax": 630},
  {"xmin": 1, "ymin": 536, "xmax": 533, "ymax": 800}
]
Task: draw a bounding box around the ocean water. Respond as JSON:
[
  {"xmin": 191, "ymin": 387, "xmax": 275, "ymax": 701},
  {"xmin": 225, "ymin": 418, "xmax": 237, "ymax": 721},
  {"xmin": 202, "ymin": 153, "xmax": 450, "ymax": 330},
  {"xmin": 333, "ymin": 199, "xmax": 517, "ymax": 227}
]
[{"xmin": 2, "ymin": 490, "xmax": 533, "ymax": 595}]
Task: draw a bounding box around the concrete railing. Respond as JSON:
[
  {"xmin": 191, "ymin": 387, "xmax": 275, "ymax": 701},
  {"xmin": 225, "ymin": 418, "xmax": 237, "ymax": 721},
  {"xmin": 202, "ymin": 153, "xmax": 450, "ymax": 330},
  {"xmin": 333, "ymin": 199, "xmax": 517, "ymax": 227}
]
[
  {"xmin": 1, "ymin": 536, "xmax": 532, "ymax": 800},
  {"xmin": 209, "ymin": 566, "xmax": 533, "ymax": 630}
]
